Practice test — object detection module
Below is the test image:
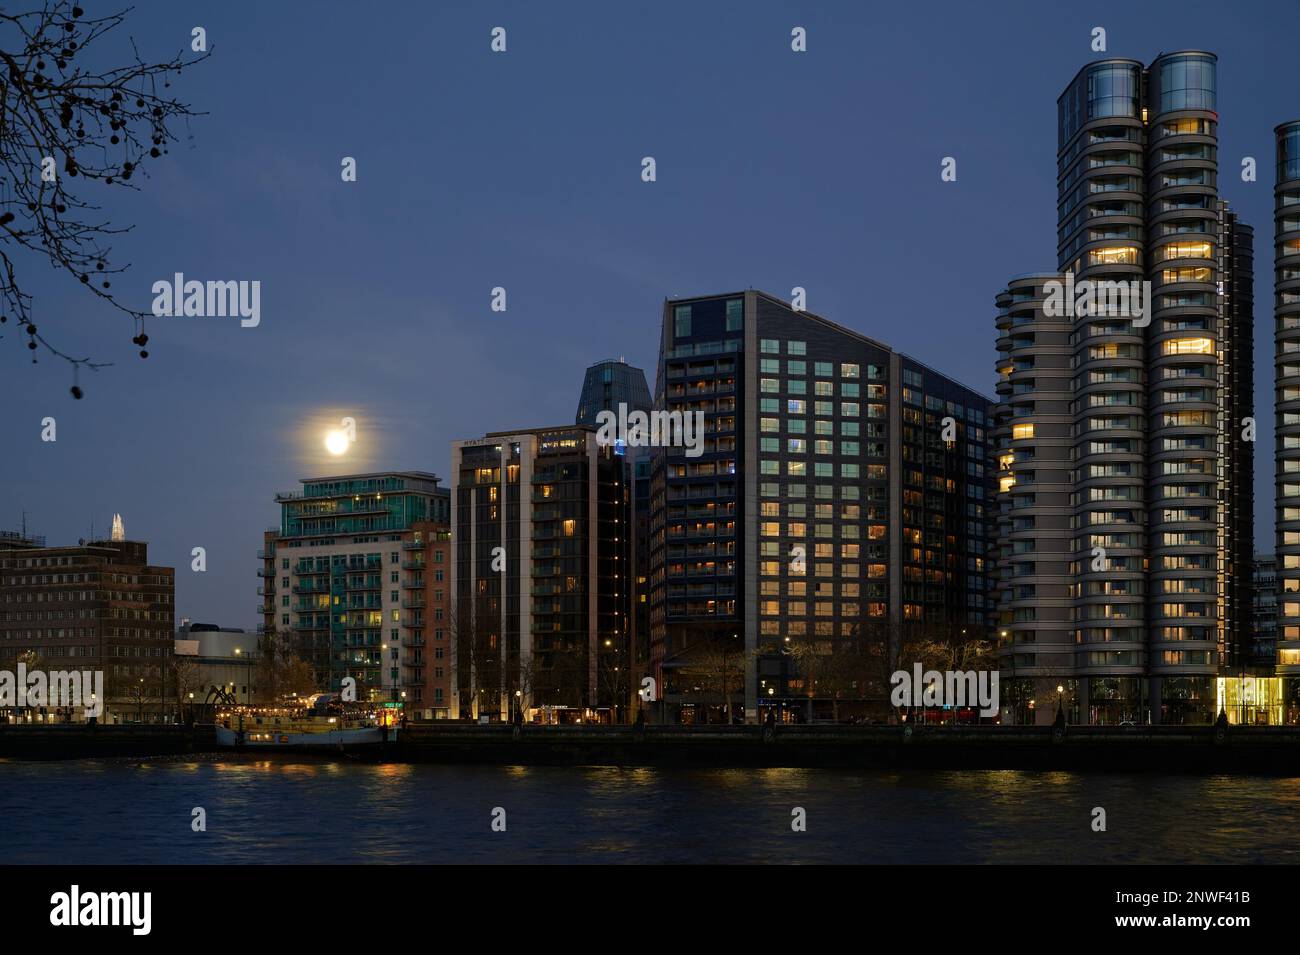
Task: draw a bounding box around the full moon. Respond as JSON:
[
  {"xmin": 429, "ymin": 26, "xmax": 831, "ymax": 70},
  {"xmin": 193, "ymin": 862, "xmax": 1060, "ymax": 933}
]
[{"xmin": 324, "ymin": 430, "xmax": 349, "ymax": 455}]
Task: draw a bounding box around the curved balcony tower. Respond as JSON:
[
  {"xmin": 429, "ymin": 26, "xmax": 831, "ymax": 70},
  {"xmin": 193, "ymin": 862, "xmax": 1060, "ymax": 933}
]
[
  {"xmin": 1275, "ymin": 120, "xmax": 1300, "ymax": 677},
  {"xmin": 1058, "ymin": 59, "xmax": 1150, "ymax": 715},
  {"xmin": 993, "ymin": 274, "xmax": 1075, "ymax": 716},
  {"xmin": 1144, "ymin": 52, "xmax": 1224, "ymax": 692}
]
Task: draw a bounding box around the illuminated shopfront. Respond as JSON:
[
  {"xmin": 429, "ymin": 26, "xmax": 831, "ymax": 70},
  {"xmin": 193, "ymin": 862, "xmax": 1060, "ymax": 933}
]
[{"xmin": 1216, "ymin": 676, "xmax": 1283, "ymax": 725}]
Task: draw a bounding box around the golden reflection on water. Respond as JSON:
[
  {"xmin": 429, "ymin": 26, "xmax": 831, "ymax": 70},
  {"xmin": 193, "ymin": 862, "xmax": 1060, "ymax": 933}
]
[{"xmin": 370, "ymin": 761, "xmax": 414, "ymax": 781}]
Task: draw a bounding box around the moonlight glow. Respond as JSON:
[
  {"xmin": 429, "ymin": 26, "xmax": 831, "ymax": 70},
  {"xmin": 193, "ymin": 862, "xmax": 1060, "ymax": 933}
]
[{"xmin": 324, "ymin": 430, "xmax": 349, "ymax": 455}]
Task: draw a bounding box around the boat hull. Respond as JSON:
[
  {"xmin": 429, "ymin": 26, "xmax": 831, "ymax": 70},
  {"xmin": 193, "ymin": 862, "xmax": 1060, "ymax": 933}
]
[{"xmin": 214, "ymin": 724, "xmax": 393, "ymax": 748}]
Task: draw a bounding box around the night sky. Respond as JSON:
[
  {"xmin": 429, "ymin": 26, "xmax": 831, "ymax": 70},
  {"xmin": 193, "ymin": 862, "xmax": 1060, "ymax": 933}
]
[{"xmin": 3, "ymin": 0, "xmax": 1296, "ymax": 628}]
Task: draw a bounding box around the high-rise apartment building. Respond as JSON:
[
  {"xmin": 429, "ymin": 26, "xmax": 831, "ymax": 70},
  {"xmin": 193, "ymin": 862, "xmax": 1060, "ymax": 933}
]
[
  {"xmin": 1274, "ymin": 120, "xmax": 1300, "ymax": 687},
  {"xmin": 995, "ymin": 52, "xmax": 1255, "ymax": 724},
  {"xmin": 0, "ymin": 529, "xmax": 175, "ymax": 721},
  {"xmin": 450, "ymin": 427, "xmax": 630, "ymax": 722},
  {"xmin": 573, "ymin": 357, "xmax": 653, "ymax": 718},
  {"xmin": 259, "ymin": 472, "xmax": 450, "ymax": 707},
  {"xmin": 649, "ymin": 290, "xmax": 995, "ymax": 724}
]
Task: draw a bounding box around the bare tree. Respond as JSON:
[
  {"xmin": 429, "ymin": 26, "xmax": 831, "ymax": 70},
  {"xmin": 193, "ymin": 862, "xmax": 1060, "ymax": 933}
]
[
  {"xmin": 504, "ymin": 648, "xmax": 540, "ymax": 723},
  {"xmin": 450, "ymin": 595, "xmax": 503, "ymax": 719},
  {"xmin": 781, "ymin": 639, "xmax": 856, "ymax": 723},
  {"xmin": 0, "ymin": 2, "xmax": 208, "ymax": 392},
  {"xmin": 126, "ymin": 675, "xmax": 146, "ymax": 722},
  {"xmin": 679, "ymin": 638, "xmax": 746, "ymax": 725},
  {"xmin": 12, "ymin": 648, "xmax": 41, "ymax": 720},
  {"xmin": 170, "ymin": 656, "xmax": 198, "ymax": 720},
  {"xmin": 596, "ymin": 638, "xmax": 632, "ymax": 724},
  {"xmin": 255, "ymin": 628, "xmax": 320, "ymax": 703}
]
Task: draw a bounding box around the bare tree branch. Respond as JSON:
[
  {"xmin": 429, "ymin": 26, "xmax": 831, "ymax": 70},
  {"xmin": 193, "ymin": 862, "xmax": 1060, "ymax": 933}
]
[{"xmin": 0, "ymin": 2, "xmax": 208, "ymax": 396}]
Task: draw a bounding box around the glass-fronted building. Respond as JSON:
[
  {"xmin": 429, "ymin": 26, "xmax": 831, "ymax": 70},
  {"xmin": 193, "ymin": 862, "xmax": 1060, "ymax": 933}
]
[
  {"xmin": 575, "ymin": 358, "xmax": 652, "ymax": 427},
  {"xmin": 649, "ymin": 290, "xmax": 995, "ymax": 724}
]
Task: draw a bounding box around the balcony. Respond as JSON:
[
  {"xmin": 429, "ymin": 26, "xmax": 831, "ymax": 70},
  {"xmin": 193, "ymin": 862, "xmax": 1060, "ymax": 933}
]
[
  {"xmin": 402, "ymin": 576, "xmax": 424, "ymax": 589},
  {"xmin": 402, "ymin": 597, "xmax": 426, "ymax": 610},
  {"xmin": 401, "ymin": 616, "xmax": 424, "ymax": 629},
  {"xmin": 257, "ymin": 568, "xmax": 272, "ymax": 578},
  {"xmin": 402, "ymin": 540, "xmax": 425, "ymax": 551},
  {"xmin": 401, "ymin": 560, "xmax": 426, "ymax": 571},
  {"xmin": 257, "ymin": 584, "xmax": 275, "ymax": 596}
]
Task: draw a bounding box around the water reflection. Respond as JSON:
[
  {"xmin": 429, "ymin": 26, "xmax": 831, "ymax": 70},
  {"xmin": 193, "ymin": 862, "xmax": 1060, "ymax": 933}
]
[{"xmin": 1, "ymin": 759, "xmax": 1297, "ymax": 864}]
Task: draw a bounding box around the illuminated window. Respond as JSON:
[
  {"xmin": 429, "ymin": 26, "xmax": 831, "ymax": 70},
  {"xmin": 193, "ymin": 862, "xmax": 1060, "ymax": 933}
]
[
  {"xmin": 562, "ymin": 519, "xmax": 576, "ymax": 537},
  {"xmin": 1088, "ymin": 245, "xmax": 1139, "ymax": 265},
  {"xmin": 1159, "ymin": 241, "xmax": 1212, "ymax": 261},
  {"xmin": 1012, "ymin": 423, "xmax": 1035, "ymax": 440},
  {"xmin": 1161, "ymin": 337, "xmax": 1214, "ymax": 356}
]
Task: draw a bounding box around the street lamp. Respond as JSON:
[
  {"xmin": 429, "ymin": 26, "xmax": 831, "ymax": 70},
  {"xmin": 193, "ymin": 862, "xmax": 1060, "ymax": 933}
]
[
  {"xmin": 234, "ymin": 647, "xmax": 251, "ymax": 703},
  {"xmin": 379, "ymin": 643, "xmax": 395, "ymax": 703}
]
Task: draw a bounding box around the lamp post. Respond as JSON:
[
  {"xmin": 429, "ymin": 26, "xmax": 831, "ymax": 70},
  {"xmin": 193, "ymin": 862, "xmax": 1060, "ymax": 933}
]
[
  {"xmin": 234, "ymin": 647, "xmax": 253, "ymax": 703},
  {"xmin": 381, "ymin": 643, "xmax": 396, "ymax": 703}
]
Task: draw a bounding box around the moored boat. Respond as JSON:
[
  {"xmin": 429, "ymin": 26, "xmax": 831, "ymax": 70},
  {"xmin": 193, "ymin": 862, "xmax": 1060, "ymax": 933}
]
[{"xmin": 214, "ymin": 693, "xmax": 398, "ymax": 749}]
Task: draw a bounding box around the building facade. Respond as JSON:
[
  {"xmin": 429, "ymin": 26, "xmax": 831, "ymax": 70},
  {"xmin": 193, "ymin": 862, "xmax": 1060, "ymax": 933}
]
[
  {"xmin": 173, "ymin": 621, "xmax": 257, "ymax": 710},
  {"xmin": 573, "ymin": 357, "xmax": 653, "ymax": 718},
  {"xmin": 995, "ymin": 52, "xmax": 1255, "ymax": 724},
  {"xmin": 575, "ymin": 358, "xmax": 653, "ymax": 427},
  {"xmin": 1274, "ymin": 120, "xmax": 1300, "ymax": 693},
  {"xmin": 1252, "ymin": 556, "xmax": 1278, "ymax": 667},
  {"xmin": 649, "ymin": 290, "xmax": 995, "ymax": 724},
  {"xmin": 0, "ymin": 530, "xmax": 175, "ymax": 721},
  {"xmin": 259, "ymin": 472, "xmax": 450, "ymax": 707},
  {"xmin": 450, "ymin": 427, "xmax": 631, "ymax": 722}
]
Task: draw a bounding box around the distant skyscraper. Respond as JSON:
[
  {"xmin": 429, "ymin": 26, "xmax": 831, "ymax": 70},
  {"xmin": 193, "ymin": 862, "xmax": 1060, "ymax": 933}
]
[
  {"xmin": 575, "ymin": 358, "xmax": 651, "ymax": 426},
  {"xmin": 650, "ymin": 290, "xmax": 995, "ymax": 725},
  {"xmin": 110, "ymin": 513, "xmax": 125, "ymax": 542},
  {"xmin": 995, "ymin": 51, "xmax": 1255, "ymax": 725}
]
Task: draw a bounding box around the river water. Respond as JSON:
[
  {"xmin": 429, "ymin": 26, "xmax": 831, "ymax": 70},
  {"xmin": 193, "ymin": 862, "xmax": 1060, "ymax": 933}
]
[{"xmin": 4, "ymin": 757, "xmax": 1297, "ymax": 864}]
